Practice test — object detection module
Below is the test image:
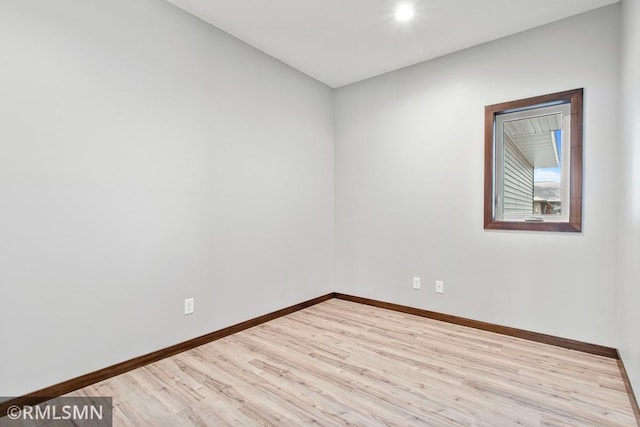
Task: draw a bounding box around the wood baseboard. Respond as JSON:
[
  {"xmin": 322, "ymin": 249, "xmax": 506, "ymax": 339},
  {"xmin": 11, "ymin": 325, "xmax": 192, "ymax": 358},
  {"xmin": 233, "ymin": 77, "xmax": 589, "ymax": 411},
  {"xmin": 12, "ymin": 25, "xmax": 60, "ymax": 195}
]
[
  {"xmin": 0, "ymin": 293, "xmax": 335, "ymax": 417},
  {"xmin": 617, "ymin": 350, "xmax": 640, "ymax": 425},
  {"xmin": 4, "ymin": 291, "xmax": 637, "ymax": 421},
  {"xmin": 334, "ymin": 293, "xmax": 619, "ymax": 359}
]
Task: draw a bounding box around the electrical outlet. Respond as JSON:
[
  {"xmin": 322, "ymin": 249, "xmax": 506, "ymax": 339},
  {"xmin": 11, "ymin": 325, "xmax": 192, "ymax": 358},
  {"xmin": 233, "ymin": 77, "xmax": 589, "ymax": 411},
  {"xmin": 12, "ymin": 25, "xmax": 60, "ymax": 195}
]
[
  {"xmin": 435, "ymin": 281, "xmax": 444, "ymax": 294},
  {"xmin": 413, "ymin": 277, "xmax": 421, "ymax": 289},
  {"xmin": 184, "ymin": 298, "xmax": 194, "ymax": 315}
]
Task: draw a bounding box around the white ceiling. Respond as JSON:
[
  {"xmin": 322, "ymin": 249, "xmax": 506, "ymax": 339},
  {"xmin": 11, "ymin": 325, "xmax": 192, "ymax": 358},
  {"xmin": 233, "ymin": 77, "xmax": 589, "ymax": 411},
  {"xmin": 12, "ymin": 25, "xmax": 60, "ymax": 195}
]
[{"xmin": 164, "ymin": 0, "xmax": 619, "ymax": 88}]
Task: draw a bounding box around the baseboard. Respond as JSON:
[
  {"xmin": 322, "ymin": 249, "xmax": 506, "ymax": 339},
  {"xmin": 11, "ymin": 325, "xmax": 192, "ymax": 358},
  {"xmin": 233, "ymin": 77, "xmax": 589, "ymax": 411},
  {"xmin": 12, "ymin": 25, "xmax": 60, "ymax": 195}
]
[
  {"xmin": 617, "ymin": 350, "xmax": 640, "ymax": 425},
  {"xmin": 334, "ymin": 293, "xmax": 619, "ymax": 359},
  {"xmin": 0, "ymin": 293, "xmax": 334, "ymax": 417},
  {"xmin": 3, "ymin": 291, "xmax": 635, "ymax": 421}
]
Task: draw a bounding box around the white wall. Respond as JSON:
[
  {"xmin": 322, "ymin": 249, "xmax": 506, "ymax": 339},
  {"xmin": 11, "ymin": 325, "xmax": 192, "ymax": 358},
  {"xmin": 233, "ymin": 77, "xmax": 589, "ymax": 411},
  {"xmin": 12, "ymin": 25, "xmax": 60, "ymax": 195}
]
[
  {"xmin": 619, "ymin": 0, "xmax": 640, "ymax": 405},
  {"xmin": 335, "ymin": 6, "xmax": 621, "ymax": 346},
  {"xmin": 0, "ymin": 0, "xmax": 334, "ymax": 396}
]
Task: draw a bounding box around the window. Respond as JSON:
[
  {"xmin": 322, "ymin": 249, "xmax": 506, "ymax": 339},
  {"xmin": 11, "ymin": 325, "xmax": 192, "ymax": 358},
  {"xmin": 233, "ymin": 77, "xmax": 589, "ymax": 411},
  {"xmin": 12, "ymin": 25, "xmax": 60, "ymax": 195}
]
[{"xmin": 484, "ymin": 89, "xmax": 583, "ymax": 232}]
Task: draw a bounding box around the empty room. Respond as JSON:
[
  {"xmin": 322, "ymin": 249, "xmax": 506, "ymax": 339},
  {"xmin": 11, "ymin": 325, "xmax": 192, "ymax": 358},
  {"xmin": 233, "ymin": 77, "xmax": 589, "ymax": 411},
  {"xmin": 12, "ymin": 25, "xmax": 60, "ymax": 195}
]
[{"xmin": 1, "ymin": 0, "xmax": 639, "ymax": 425}]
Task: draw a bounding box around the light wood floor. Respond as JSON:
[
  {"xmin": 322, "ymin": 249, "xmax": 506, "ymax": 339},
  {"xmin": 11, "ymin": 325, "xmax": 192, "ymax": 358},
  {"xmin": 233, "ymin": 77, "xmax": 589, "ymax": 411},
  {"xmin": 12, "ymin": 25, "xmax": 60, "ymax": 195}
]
[{"xmin": 67, "ymin": 299, "xmax": 638, "ymax": 426}]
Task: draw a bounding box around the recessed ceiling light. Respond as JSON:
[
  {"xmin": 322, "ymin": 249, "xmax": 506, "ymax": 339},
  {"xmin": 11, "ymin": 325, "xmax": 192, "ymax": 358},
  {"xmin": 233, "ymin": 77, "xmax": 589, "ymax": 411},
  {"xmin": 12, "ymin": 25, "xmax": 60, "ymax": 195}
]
[{"xmin": 395, "ymin": 4, "xmax": 414, "ymax": 22}]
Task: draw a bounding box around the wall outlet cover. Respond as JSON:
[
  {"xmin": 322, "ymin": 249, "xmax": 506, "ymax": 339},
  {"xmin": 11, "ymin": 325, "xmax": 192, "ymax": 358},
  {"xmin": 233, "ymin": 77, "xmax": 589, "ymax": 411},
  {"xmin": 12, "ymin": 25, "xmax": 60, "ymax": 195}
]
[{"xmin": 184, "ymin": 298, "xmax": 194, "ymax": 315}]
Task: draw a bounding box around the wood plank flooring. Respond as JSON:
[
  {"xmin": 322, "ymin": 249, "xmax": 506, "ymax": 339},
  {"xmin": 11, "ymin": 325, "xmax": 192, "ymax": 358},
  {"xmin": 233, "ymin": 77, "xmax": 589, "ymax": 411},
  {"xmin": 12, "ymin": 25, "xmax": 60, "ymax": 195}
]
[{"xmin": 67, "ymin": 299, "xmax": 638, "ymax": 426}]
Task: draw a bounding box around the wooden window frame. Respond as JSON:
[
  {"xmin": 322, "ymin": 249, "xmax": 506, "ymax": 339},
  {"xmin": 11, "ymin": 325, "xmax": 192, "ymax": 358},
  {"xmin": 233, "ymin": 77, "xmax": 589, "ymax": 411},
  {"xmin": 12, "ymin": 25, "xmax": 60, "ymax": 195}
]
[{"xmin": 484, "ymin": 88, "xmax": 583, "ymax": 232}]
